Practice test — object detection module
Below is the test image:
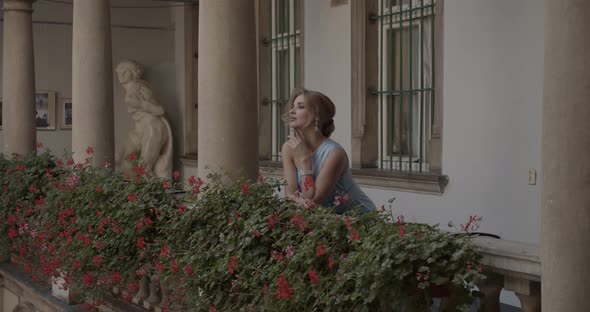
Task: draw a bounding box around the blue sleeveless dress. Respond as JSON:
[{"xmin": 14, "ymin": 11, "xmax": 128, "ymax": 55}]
[{"xmin": 296, "ymin": 139, "xmax": 376, "ymax": 214}]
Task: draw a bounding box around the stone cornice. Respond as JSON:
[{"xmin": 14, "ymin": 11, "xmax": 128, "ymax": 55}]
[{"xmin": 2, "ymin": 0, "xmax": 35, "ymax": 13}]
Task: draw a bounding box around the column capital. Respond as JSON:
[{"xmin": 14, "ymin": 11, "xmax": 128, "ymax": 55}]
[{"xmin": 2, "ymin": 0, "xmax": 36, "ymax": 12}]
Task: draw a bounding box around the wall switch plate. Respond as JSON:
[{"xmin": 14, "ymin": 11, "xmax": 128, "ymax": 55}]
[{"xmin": 528, "ymin": 168, "xmax": 537, "ymax": 185}]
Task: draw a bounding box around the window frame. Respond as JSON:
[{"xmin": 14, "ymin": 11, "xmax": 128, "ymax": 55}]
[
  {"xmin": 350, "ymin": 0, "xmax": 446, "ymax": 193},
  {"xmin": 256, "ymin": 0, "xmax": 304, "ymax": 163}
]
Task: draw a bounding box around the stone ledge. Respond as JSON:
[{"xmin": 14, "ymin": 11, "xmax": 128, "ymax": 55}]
[
  {"xmin": 0, "ymin": 263, "xmax": 149, "ymax": 312},
  {"xmin": 0, "ymin": 263, "xmax": 85, "ymax": 312},
  {"xmin": 473, "ymin": 237, "xmax": 541, "ymax": 282},
  {"xmin": 350, "ymin": 168, "xmax": 448, "ymax": 195},
  {"xmin": 259, "ymin": 161, "xmax": 448, "ymax": 195}
]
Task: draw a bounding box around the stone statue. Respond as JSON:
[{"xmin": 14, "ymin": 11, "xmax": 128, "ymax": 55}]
[{"xmin": 116, "ymin": 60, "xmax": 173, "ymax": 180}]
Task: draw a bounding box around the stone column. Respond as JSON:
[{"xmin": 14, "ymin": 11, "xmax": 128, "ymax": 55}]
[
  {"xmin": 198, "ymin": 1, "xmax": 258, "ymax": 180},
  {"xmin": 505, "ymin": 277, "xmax": 540, "ymax": 312},
  {"xmin": 477, "ymin": 272, "xmax": 503, "ymax": 312},
  {"xmin": 542, "ymin": 1, "xmax": 590, "ymax": 310},
  {"xmin": 71, "ymin": 0, "xmax": 114, "ymax": 166},
  {"xmin": 1, "ymin": 0, "xmax": 37, "ymax": 156}
]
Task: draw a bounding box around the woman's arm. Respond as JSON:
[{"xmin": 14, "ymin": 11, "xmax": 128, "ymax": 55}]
[
  {"xmin": 281, "ymin": 143, "xmax": 300, "ymax": 197},
  {"xmin": 300, "ymin": 148, "xmax": 347, "ymax": 204}
]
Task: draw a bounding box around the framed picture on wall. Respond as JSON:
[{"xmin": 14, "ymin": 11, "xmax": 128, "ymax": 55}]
[
  {"xmin": 60, "ymin": 97, "xmax": 72, "ymax": 130},
  {"xmin": 35, "ymin": 91, "xmax": 56, "ymax": 130}
]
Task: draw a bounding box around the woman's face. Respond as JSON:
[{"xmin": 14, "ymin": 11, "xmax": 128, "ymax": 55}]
[{"xmin": 289, "ymin": 94, "xmax": 315, "ymax": 129}]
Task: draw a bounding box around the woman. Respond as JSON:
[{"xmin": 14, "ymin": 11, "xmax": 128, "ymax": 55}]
[{"xmin": 282, "ymin": 88, "xmax": 376, "ymax": 214}]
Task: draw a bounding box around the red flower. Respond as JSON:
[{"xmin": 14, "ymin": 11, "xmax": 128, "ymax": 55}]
[
  {"xmin": 160, "ymin": 245, "xmax": 170, "ymax": 257},
  {"xmin": 276, "ymin": 275, "xmax": 294, "ymax": 299},
  {"xmin": 126, "ymin": 283, "xmax": 139, "ymax": 293},
  {"xmin": 36, "ymin": 142, "xmax": 44, "ymax": 148},
  {"xmin": 308, "ymin": 266, "xmax": 319, "ymax": 285},
  {"xmin": 304, "ymin": 176, "xmax": 314, "ymax": 192},
  {"xmin": 208, "ymin": 305, "xmax": 217, "ymax": 312},
  {"xmin": 172, "ymin": 170, "xmax": 180, "ymax": 181},
  {"xmin": 77, "ymin": 234, "xmax": 90, "ymax": 247},
  {"xmin": 16, "ymin": 164, "xmax": 25, "ymax": 171},
  {"xmin": 267, "ymin": 214, "xmax": 280, "ymax": 228},
  {"xmin": 193, "ymin": 185, "xmax": 201, "ymax": 194},
  {"xmin": 133, "ymin": 165, "xmax": 146, "ymax": 176},
  {"xmin": 34, "ymin": 196, "xmax": 45, "ymax": 207},
  {"xmin": 240, "ymin": 183, "xmax": 251, "ymax": 195},
  {"xmin": 92, "ymin": 255, "xmax": 104, "ymax": 267},
  {"xmin": 273, "ymin": 252, "xmax": 284, "ymax": 262},
  {"xmin": 257, "ymin": 174, "xmax": 264, "ymax": 182},
  {"xmin": 95, "ymin": 186, "xmax": 103, "ymax": 193},
  {"xmin": 350, "ymin": 228, "xmax": 361, "ymax": 241},
  {"xmin": 345, "ymin": 217, "xmax": 352, "ymax": 230},
  {"xmin": 184, "ymin": 265, "xmax": 193, "ymax": 276},
  {"xmin": 67, "ymin": 159, "xmax": 75, "ymax": 166},
  {"xmin": 127, "ymin": 193, "xmax": 138, "ymax": 203},
  {"xmin": 188, "ymin": 176, "xmax": 196, "ymax": 186},
  {"xmin": 57, "ymin": 159, "xmax": 64, "ymax": 167},
  {"xmin": 342, "ymin": 193, "xmax": 349, "ymax": 204},
  {"xmin": 252, "ymin": 229, "xmax": 261, "ymax": 238},
  {"xmin": 177, "ymin": 205, "xmax": 187, "ymax": 213},
  {"xmin": 228, "ymin": 256, "xmax": 238, "ymax": 275},
  {"xmin": 399, "ymin": 225, "xmax": 406, "ymax": 238},
  {"xmin": 154, "ymin": 261, "xmax": 164, "ymax": 272},
  {"xmin": 111, "ymin": 272, "xmax": 121, "ymax": 283},
  {"xmin": 162, "ymin": 181, "xmax": 171, "ymax": 189},
  {"xmin": 144, "ymin": 217, "xmax": 153, "ymax": 228},
  {"xmin": 170, "ymin": 259, "xmax": 180, "ymax": 273},
  {"xmin": 328, "ymin": 256, "xmax": 334, "ymax": 270},
  {"xmin": 83, "ymin": 272, "xmax": 93, "ymax": 286},
  {"xmin": 127, "ymin": 153, "xmax": 137, "ymax": 161},
  {"xmin": 8, "ymin": 228, "xmax": 17, "ymax": 239},
  {"xmin": 290, "ymin": 213, "xmax": 308, "ymax": 232},
  {"xmin": 86, "ymin": 146, "xmax": 94, "ymax": 155},
  {"xmin": 136, "ymin": 237, "xmax": 145, "ymax": 250},
  {"xmin": 315, "ymin": 245, "xmax": 326, "ymax": 256},
  {"xmin": 397, "ymin": 216, "xmax": 406, "ymax": 238}
]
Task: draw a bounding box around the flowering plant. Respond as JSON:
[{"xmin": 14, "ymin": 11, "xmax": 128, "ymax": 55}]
[
  {"xmin": 157, "ymin": 175, "xmax": 483, "ymax": 311},
  {"xmin": 0, "ymin": 150, "xmax": 483, "ymax": 311},
  {"xmin": 0, "ymin": 149, "xmax": 177, "ymax": 303}
]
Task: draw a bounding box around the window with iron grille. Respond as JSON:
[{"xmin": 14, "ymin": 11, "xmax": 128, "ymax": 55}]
[
  {"xmin": 376, "ymin": 0, "xmax": 435, "ymax": 172},
  {"xmin": 262, "ymin": 0, "xmax": 302, "ymax": 162}
]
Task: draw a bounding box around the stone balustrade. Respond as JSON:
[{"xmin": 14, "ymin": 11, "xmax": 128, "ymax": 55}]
[
  {"xmin": 474, "ymin": 237, "xmax": 541, "ymax": 312},
  {"xmin": 1, "ymin": 236, "xmax": 541, "ymax": 311}
]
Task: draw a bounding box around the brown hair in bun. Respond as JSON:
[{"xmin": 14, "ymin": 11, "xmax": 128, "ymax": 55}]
[{"xmin": 283, "ymin": 88, "xmax": 336, "ymax": 137}]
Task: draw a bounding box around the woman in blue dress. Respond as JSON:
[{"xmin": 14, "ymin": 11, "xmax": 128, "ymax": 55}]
[{"xmin": 281, "ymin": 88, "xmax": 376, "ymax": 214}]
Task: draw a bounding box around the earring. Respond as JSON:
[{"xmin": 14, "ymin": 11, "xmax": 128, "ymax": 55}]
[{"xmin": 314, "ymin": 117, "xmax": 320, "ymax": 132}]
